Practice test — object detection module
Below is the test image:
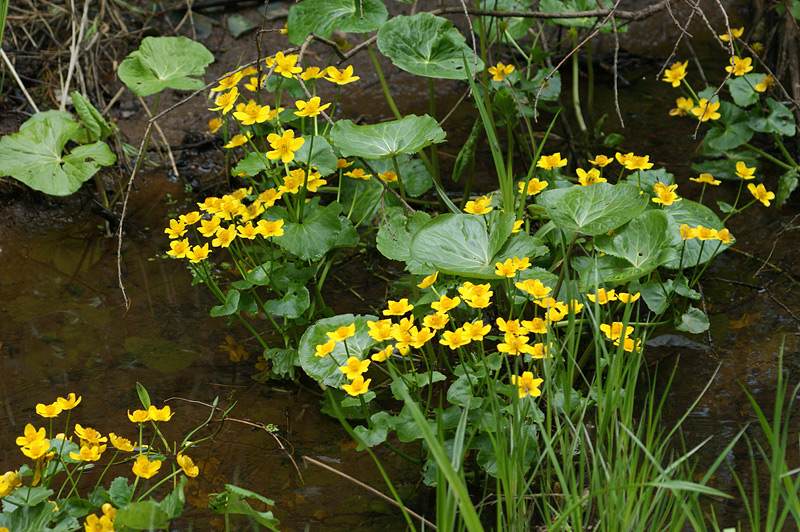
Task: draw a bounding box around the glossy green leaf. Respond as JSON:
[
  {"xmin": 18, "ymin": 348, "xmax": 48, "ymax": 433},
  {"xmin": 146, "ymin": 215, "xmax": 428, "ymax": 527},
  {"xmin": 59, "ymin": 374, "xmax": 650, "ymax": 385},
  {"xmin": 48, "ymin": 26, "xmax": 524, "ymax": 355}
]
[
  {"xmin": 287, "ymin": 0, "xmax": 387, "ymax": 45},
  {"xmin": 376, "ymin": 208, "xmax": 432, "ymax": 272},
  {"xmin": 675, "ymin": 306, "xmax": 709, "ymax": 334},
  {"xmin": 298, "ymin": 314, "xmax": 379, "ymax": 386},
  {"xmin": 663, "ymin": 199, "xmax": 731, "ymax": 268},
  {"xmin": 118, "ymin": 36, "xmax": 214, "ymax": 96},
  {"xmin": 537, "ymin": 182, "xmax": 649, "ymax": 236},
  {"xmin": 521, "ymin": 68, "xmax": 561, "ymax": 101},
  {"xmin": 71, "ymin": 91, "xmax": 111, "ymax": 141},
  {"xmin": 264, "ymin": 199, "xmax": 343, "ymax": 261},
  {"xmin": 377, "ymin": 13, "xmax": 484, "ymax": 79},
  {"xmin": 116, "ymin": 501, "xmax": 171, "ymax": 530},
  {"xmin": 705, "ymin": 102, "xmax": 753, "ymax": 151},
  {"xmin": 594, "ymin": 210, "xmax": 682, "ymax": 278},
  {"xmin": 209, "ymin": 485, "xmax": 280, "ymax": 531},
  {"xmin": 210, "ymin": 289, "xmax": 240, "ymax": 317},
  {"xmin": 354, "ymin": 412, "xmax": 393, "ymax": 449},
  {"xmin": 726, "ymin": 73, "xmax": 762, "ymax": 107},
  {"xmin": 776, "ymin": 167, "xmax": 799, "ymax": 207},
  {"xmin": 409, "ymin": 213, "xmax": 512, "ymax": 278},
  {"xmin": 0, "ymin": 113, "xmax": 115, "ymax": 196},
  {"xmin": 330, "ymin": 115, "xmax": 446, "ymax": 159},
  {"xmin": 294, "ymin": 136, "xmax": 338, "ymax": 176},
  {"xmin": 233, "ymin": 152, "xmax": 268, "ymax": 177},
  {"xmin": 749, "ymin": 97, "xmax": 796, "ymax": 136},
  {"xmin": 263, "ymin": 284, "xmax": 310, "ymax": 319}
]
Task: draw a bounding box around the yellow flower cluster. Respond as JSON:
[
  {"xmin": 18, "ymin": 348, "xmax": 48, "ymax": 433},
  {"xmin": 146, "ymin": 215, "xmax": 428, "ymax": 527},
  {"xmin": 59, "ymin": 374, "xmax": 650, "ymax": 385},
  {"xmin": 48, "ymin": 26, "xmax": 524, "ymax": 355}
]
[
  {"xmin": 652, "ymin": 182, "xmax": 682, "ymax": 206},
  {"xmin": 679, "ymin": 224, "xmax": 734, "ymax": 242},
  {"xmin": 84, "ymin": 502, "xmax": 117, "ymax": 532},
  {"xmin": 615, "ymin": 152, "xmax": 654, "ymax": 171},
  {"xmin": 166, "ymin": 187, "xmax": 287, "ymax": 263}
]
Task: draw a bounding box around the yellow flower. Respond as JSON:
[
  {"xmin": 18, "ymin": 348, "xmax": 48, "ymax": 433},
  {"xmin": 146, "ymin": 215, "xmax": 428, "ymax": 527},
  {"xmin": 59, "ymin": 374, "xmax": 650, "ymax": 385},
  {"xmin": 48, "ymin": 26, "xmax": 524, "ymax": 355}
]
[
  {"xmin": 109, "ymin": 433, "xmax": 135, "ymax": 452},
  {"xmin": 274, "ymin": 52, "xmax": 302, "ymax": 78},
  {"xmin": 690, "ymin": 173, "xmax": 721, "ymax": 185},
  {"xmin": 458, "ymin": 282, "xmax": 491, "ymax": 299},
  {"xmin": 748, "ymin": 183, "xmax": 775, "ymax": 206},
  {"xmin": 223, "ymin": 131, "xmax": 253, "ymax": 149},
  {"xmin": 431, "ymin": 294, "xmax": 461, "ymax": 314},
  {"xmin": 256, "ymin": 219, "xmax": 284, "ymax": 238},
  {"xmin": 652, "ymin": 183, "xmax": 682, "ymax": 206},
  {"xmin": 339, "ymin": 356, "xmax": 371, "ymax": 379},
  {"xmin": 36, "ymin": 402, "xmax": 63, "ymax": 418},
  {"xmin": 266, "ymin": 130, "xmax": 305, "ymax": 164},
  {"xmin": 84, "ymin": 514, "xmax": 114, "ymax": 532},
  {"xmin": 342, "ymin": 376, "xmax": 371, "ymax": 396},
  {"xmin": 315, "ymin": 340, "xmax": 336, "ymax": 358},
  {"xmin": 148, "ymin": 405, "xmax": 175, "ymax": 422},
  {"xmin": 233, "ymin": 101, "xmax": 271, "ymax": 125},
  {"xmin": 464, "ymin": 194, "xmax": 493, "ymax": 215},
  {"xmin": 515, "ymin": 278, "xmax": 551, "ymax": 299},
  {"xmin": 576, "ymin": 167, "xmax": 606, "ymax": 186},
  {"xmin": 295, "ymin": 97, "xmax": 331, "ymax": 118},
  {"xmin": 0, "ymin": 471, "xmax": 21, "ymax": 498},
  {"xmin": 367, "ymin": 319, "xmax": 394, "ymax": 342},
  {"xmin": 132, "ymin": 455, "xmax": 162, "ymax": 479},
  {"xmin": 463, "ymin": 293, "xmax": 492, "ymax": 309},
  {"xmin": 755, "ymin": 74, "xmax": 774, "ymax": 93},
  {"xmin": 327, "ymin": 324, "xmax": 356, "ymax": 342},
  {"xmin": 518, "ymin": 178, "xmax": 548, "ymax": 196},
  {"xmin": 495, "ymin": 258, "xmax": 517, "ymax": 277},
  {"xmin": 244, "ymin": 75, "xmax": 265, "ymax": 92},
  {"xmin": 21, "ymin": 439, "xmax": 50, "ymax": 460},
  {"xmin": 511, "ymin": 372, "xmax": 543, "ymax": 398},
  {"xmin": 496, "ymin": 318, "xmax": 524, "ymax": 334},
  {"xmin": 423, "ymin": 312, "xmax": 449, "ymax": 330},
  {"xmin": 337, "ymin": 158, "xmax": 354, "ymax": 169},
  {"xmin": 587, "ymin": 288, "xmax": 617, "ymax": 304},
  {"xmin": 69, "ymin": 444, "xmax": 106, "ymax": 462},
  {"xmin": 186, "ymin": 243, "xmax": 211, "ymax": 263},
  {"xmin": 669, "ymin": 97, "xmax": 695, "ymax": 117},
  {"xmin": 165, "ymin": 218, "xmax": 187, "ymax": 239},
  {"xmin": 531, "ymin": 342, "xmax": 551, "ymax": 359},
  {"xmin": 497, "ymin": 333, "xmax": 534, "ymax": 356},
  {"xmin": 378, "ymin": 170, "xmax": 398, "ymax": 182},
  {"xmin": 662, "ymin": 60, "xmax": 688, "ymax": 87},
  {"xmin": 383, "ymin": 299, "xmax": 414, "ymax": 316},
  {"xmin": 75, "ymin": 424, "xmax": 107, "ymax": 445},
  {"xmin": 209, "ymin": 88, "xmax": 239, "ymax": 115},
  {"xmin": 257, "ymin": 188, "xmax": 282, "ymax": 207},
  {"xmin": 462, "ymin": 320, "xmax": 491, "ymax": 341},
  {"xmin": 599, "ymin": 322, "xmax": 634, "ymax": 341},
  {"xmin": 680, "ymin": 224, "xmax": 697, "ymax": 240},
  {"xmin": 211, "ymin": 72, "xmax": 244, "ymax": 92},
  {"xmin": 512, "ymin": 220, "xmax": 524, "ymax": 233},
  {"xmin": 522, "ymin": 317, "xmax": 547, "ymax": 334},
  {"xmin": 440, "ymin": 329, "xmax": 471, "ymax": 350},
  {"xmin": 16, "ymin": 424, "xmax": 47, "ymax": 447},
  {"xmin": 589, "ymin": 154, "xmax": 612, "ymax": 167},
  {"xmin": 719, "ymin": 26, "xmax": 744, "ymax": 41},
  {"xmin": 324, "ymin": 65, "xmax": 360, "ymax": 85},
  {"xmin": 628, "ymin": 155, "xmax": 654, "ymax": 171},
  {"xmin": 177, "ymin": 453, "xmax": 199, "ymax": 477},
  {"xmin": 487, "ymin": 62, "xmax": 515, "ymax": 82},
  {"xmin": 212, "ymin": 226, "xmax": 237, "ymax": 248},
  {"xmin": 617, "ymin": 292, "xmax": 641, "ymax": 304},
  {"xmin": 301, "ymin": 66, "xmax": 326, "ymax": 80},
  {"xmin": 537, "ymin": 153, "xmax": 567, "ymax": 170},
  {"xmin": 716, "ymin": 228, "xmax": 734, "ymax": 244},
  {"xmin": 417, "ymin": 271, "xmax": 439, "ymax": 289},
  {"xmin": 208, "ymin": 118, "xmax": 222, "ymax": 133},
  {"xmin": 695, "ymin": 225, "xmax": 718, "ymax": 240},
  {"xmin": 345, "ymin": 168, "xmax": 371, "ymax": 180},
  {"xmin": 513, "ymin": 257, "xmax": 530, "ymax": 271},
  {"xmin": 615, "ymin": 151, "xmax": 634, "ymax": 167},
  {"xmin": 237, "ymin": 222, "xmax": 259, "ymax": 240},
  {"xmin": 691, "ymin": 99, "xmax": 721, "ymax": 122},
  {"xmin": 614, "ymin": 336, "xmax": 642, "ymax": 353},
  {"xmin": 128, "ymin": 409, "xmax": 150, "ymax": 423},
  {"xmin": 725, "ymin": 56, "xmax": 753, "ymax": 76},
  {"xmin": 736, "ymin": 161, "xmax": 756, "ymax": 179},
  {"xmin": 371, "ymin": 345, "xmax": 394, "ymax": 362},
  {"xmin": 180, "ymin": 211, "xmax": 202, "ymax": 225}
]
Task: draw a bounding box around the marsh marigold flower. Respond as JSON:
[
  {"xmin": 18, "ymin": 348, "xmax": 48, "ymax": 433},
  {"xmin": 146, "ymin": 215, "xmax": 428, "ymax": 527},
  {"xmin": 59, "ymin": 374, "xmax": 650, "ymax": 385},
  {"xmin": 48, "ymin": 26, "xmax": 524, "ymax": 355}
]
[
  {"xmin": 327, "ymin": 324, "xmax": 356, "ymax": 342},
  {"xmin": 339, "ymin": 356, "xmax": 371, "ymax": 379},
  {"xmin": 431, "ymin": 294, "xmax": 461, "ymax": 313},
  {"xmin": 488, "ymin": 62, "xmax": 515, "ymax": 82},
  {"xmin": 132, "ymin": 455, "xmax": 161, "ymax": 479},
  {"xmin": 233, "ymin": 101, "xmax": 270, "ymax": 125},
  {"xmin": 726, "ymin": 56, "xmax": 753, "ymax": 76},
  {"xmin": 587, "ymin": 288, "xmax": 617, "ymax": 304},
  {"xmin": 70, "ymin": 445, "xmax": 105, "ymax": 462},
  {"xmin": 652, "ymin": 183, "xmax": 681, "ymax": 205},
  {"xmin": 755, "ymin": 75, "xmax": 774, "ymax": 93},
  {"xmin": 345, "ymin": 168, "xmax": 371, "ymax": 180},
  {"xmin": 128, "ymin": 409, "xmax": 150, "ymax": 423},
  {"xmin": 223, "ymin": 132, "xmax": 253, "ymax": 149},
  {"xmin": 208, "ymin": 118, "xmax": 222, "ymax": 133},
  {"xmin": 315, "ymin": 340, "xmax": 336, "ymax": 358},
  {"xmin": 589, "ymin": 154, "xmax": 612, "ymax": 167},
  {"xmin": 462, "ymin": 320, "xmax": 491, "ymax": 341},
  {"xmin": 177, "ymin": 453, "xmax": 200, "ymax": 477},
  {"xmin": 576, "ymin": 168, "xmax": 606, "ymax": 186},
  {"xmin": 324, "ymin": 65, "xmax": 360, "ymax": 85},
  {"xmin": 209, "ymin": 88, "xmax": 239, "ymax": 115},
  {"xmin": 342, "ymin": 376, "xmax": 371, "ymax": 396},
  {"xmin": 267, "ymin": 130, "xmax": 305, "ymax": 164},
  {"xmin": 719, "ymin": 26, "xmax": 744, "ymax": 41},
  {"xmin": 21, "ymin": 440, "xmax": 50, "ymax": 460},
  {"xmin": 495, "ymin": 258, "xmax": 517, "ymax": 277},
  {"xmin": 378, "ymin": 170, "xmax": 398, "ymax": 182},
  {"xmin": 669, "ymin": 97, "xmax": 694, "ymax": 117},
  {"xmin": 295, "ymin": 97, "xmax": 331, "ymax": 118},
  {"xmin": 511, "ymin": 372, "xmax": 543, "ymax": 398},
  {"xmin": 274, "ymin": 52, "xmax": 302, "ymax": 78},
  {"xmin": 690, "ymin": 173, "xmax": 721, "ymax": 185},
  {"xmin": 417, "ymin": 271, "xmax": 439, "ymax": 289},
  {"xmin": 537, "ymin": 153, "xmax": 567, "ymax": 170},
  {"xmin": 383, "ymin": 299, "xmax": 414, "ymax": 316},
  {"xmin": 16, "ymin": 424, "xmax": 46, "ymax": 447},
  {"xmin": 211, "ymin": 72, "xmax": 244, "ymax": 92},
  {"xmin": 423, "ymin": 312, "xmax": 449, "ymax": 330},
  {"xmin": 600, "ymin": 322, "xmax": 634, "ymax": 341},
  {"xmin": 0, "ymin": 471, "xmax": 21, "ymax": 498},
  {"xmin": 440, "ymin": 329, "xmax": 470, "ymax": 350},
  {"xmin": 464, "ymin": 194, "xmax": 493, "ymax": 215},
  {"xmin": 109, "ymin": 433, "xmax": 135, "ymax": 452},
  {"xmin": 691, "ymin": 99, "xmax": 721, "ymax": 122},
  {"xmin": 518, "ymin": 178, "xmax": 548, "ymax": 196},
  {"xmin": 748, "ymin": 183, "xmax": 775, "ymax": 206},
  {"xmin": 497, "ymin": 333, "xmax": 534, "ymax": 356},
  {"xmin": 301, "ymin": 66, "xmax": 326, "ymax": 80},
  {"xmin": 186, "ymin": 243, "xmax": 210, "ymax": 263},
  {"xmin": 736, "ymin": 161, "xmax": 756, "ymax": 179},
  {"xmin": 662, "ymin": 60, "xmax": 688, "ymax": 87},
  {"xmin": 36, "ymin": 402, "xmax": 62, "ymax": 418}
]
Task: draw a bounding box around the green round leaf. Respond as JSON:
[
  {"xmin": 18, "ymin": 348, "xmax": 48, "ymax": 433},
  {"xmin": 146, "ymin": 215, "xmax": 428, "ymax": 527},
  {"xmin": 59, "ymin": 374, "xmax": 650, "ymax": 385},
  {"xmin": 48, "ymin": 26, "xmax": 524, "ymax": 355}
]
[
  {"xmin": 298, "ymin": 314, "xmax": 379, "ymax": 386},
  {"xmin": 537, "ymin": 182, "xmax": 649, "ymax": 236},
  {"xmin": 749, "ymin": 97, "xmax": 796, "ymax": 136},
  {"xmin": 377, "ymin": 13, "xmax": 484, "ymax": 80},
  {"xmin": 294, "ymin": 136, "xmax": 338, "ymax": 176},
  {"xmin": 263, "ymin": 198, "xmax": 344, "ymax": 260},
  {"xmin": 330, "ymin": 115, "xmax": 446, "ymax": 159},
  {"xmin": 0, "ymin": 113, "xmax": 115, "ymax": 196},
  {"xmin": 287, "ymin": 0, "xmax": 387, "ymax": 45},
  {"xmin": 726, "ymin": 73, "xmax": 762, "ymax": 107},
  {"xmin": 705, "ymin": 102, "xmax": 754, "ymax": 151},
  {"xmin": 118, "ymin": 36, "xmax": 214, "ymax": 97}
]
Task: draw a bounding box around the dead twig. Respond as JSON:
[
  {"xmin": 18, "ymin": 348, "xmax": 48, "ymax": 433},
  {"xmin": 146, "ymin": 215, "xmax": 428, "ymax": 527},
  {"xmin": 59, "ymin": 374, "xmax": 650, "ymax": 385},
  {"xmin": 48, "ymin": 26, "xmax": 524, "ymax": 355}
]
[
  {"xmin": 430, "ymin": 0, "xmax": 671, "ymax": 20},
  {"xmin": 0, "ymin": 49, "xmax": 39, "ymax": 112},
  {"xmin": 758, "ymin": 274, "xmax": 800, "ymax": 328}
]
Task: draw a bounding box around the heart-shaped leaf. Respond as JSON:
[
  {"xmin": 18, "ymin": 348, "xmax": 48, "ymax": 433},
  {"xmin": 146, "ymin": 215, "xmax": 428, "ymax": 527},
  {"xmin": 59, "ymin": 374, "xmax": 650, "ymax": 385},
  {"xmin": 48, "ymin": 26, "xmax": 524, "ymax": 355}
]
[
  {"xmin": 0, "ymin": 112, "xmax": 115, "ymax": 196},
  {"xmin": 118, "ymin": 36, "xmax": 214, "ymax": 97},
  {"xmin": 294, "ymin": 136, "xmax": 338, "ymax": 176},
  {"xmin": 705, "ymin": 102, "xmax": 754, "ymax": 151},
  {"xmin": 537, "ymin": 182, "xmax": 649, "ymax": 236},
  {"xmin": 749, "ymin": 97, "xmax": 796, "ymax": 136},
  {"xmin": 263, "ymin": 284, "xmax": 310, "ymax": 319},
  {"xmin": 330, "ymin": 114, "xmax": 446, "ymax": 159},
  {"xmin": 298, "ymin": 314, "xmax": 379, "ymax": 386},
  {"xmin": 726, "ymin": 73, "xmax": 763, "ymax": 107},
  {"xmin": 287, "ymin": 0, "xmax": 387, "ymax": 45},
  {"xmin": 263, "ymin": 199, "xmax": 343, "ymax": 261},
  {"xmin": 377, "ymin": 13, "xmax": 484, "ymax": 80}
]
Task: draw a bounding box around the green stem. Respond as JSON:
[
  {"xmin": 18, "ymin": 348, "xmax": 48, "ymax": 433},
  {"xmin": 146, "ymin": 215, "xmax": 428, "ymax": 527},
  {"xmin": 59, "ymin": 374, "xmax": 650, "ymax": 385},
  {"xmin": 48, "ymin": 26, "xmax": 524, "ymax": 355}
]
[
  {"xmin": 367, "ymin": 39, "xmax": 402, "ymax": 120},
  {"xmin": 743, "ymin": 143, "xmax": 794, "ymax": 170},
  {"xmin": 571, "ymin": 33, "xmax": 587, "ymax": 135}
]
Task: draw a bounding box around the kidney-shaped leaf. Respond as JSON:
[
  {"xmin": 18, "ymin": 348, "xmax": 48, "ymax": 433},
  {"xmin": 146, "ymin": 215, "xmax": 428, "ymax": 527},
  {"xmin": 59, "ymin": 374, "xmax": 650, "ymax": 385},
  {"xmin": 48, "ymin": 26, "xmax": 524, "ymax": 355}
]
[
  {"xmin": 705, "ymin": 102, "xmax": 754, "ymax": 151},
  {"xmin": 0, "ymin": 112, "xmax": 115, "ymax": 196},
  {"xmin": 299, "ymin": 314, "xmax": 379, "ymax": 386},
  {"xmin": 749, "ymin": 97, "xmax": 796, "ymax": 137},
  {"xmin": 663, "ymin": 199, "xmax": 731, "ymax": 268},
  {"xmin": 593, "ymin": 209, "xmax": 682, "ymax": 278},
  {"xmin": 330, "ymin": 114, "xmax": 446, "ymax": 159},
  {"xmin": 377, "ymin": 13, "xmax": 484, "ymax": 80},
  {"xmin": 118, "ymin": 36, "xmax": 214, "ymax": 97},
  {"xmin": 287, "ymin": 0, "xmax": 387, "ymax": 45},
  {"xmin": 537, "ymin": 182, "xmax": 649, "ymax": 236}
]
